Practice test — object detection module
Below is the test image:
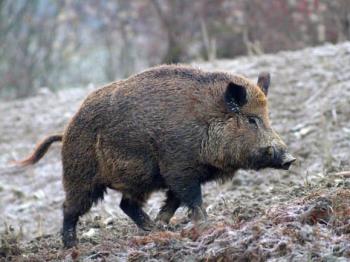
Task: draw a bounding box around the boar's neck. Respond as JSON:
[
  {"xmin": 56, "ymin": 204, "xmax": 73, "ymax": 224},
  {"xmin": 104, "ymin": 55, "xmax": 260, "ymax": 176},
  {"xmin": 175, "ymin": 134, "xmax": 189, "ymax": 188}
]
[{"xmin": 199, "ymin": 164, "xmax": 238, "ymax": 184}]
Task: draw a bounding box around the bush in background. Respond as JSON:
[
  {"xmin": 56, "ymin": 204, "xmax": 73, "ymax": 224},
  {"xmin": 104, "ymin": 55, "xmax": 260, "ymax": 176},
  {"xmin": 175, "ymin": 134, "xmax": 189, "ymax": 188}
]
[{"xmin": 0, "ymin": 0, "xmax": 349, "ymax": 98}]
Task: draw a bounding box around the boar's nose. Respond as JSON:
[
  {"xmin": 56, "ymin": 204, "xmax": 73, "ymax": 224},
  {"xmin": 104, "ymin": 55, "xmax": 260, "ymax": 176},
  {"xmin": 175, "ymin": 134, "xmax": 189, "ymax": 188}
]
[{"xmin": 280, "ymin": 153, "xmax": 296, "ymax": 170}]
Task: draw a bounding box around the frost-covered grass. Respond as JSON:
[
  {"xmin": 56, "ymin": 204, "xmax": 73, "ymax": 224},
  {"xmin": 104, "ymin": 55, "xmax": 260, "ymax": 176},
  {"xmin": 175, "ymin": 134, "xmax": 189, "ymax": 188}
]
[{"xmin": 1, "ymin": 42, "xmax": 350, "ymax": 261}]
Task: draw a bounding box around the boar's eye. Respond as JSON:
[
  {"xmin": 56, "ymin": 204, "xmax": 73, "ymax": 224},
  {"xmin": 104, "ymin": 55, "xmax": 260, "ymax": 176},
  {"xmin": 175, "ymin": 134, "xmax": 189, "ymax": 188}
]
[{"xmin": 247, "ymin": 116, "xmax": 259, "ymax": 128}]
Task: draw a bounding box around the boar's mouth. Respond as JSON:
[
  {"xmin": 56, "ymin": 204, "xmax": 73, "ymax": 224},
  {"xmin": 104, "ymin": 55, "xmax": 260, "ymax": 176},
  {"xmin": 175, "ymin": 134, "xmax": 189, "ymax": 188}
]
[
  {"xmin": 269, "ymin": 151, "xmax": 296, "ymax": 170},
  {"xmin": 247, "ymin": 150, "xmax": 296, "ymax": 171},
  {"xmin": 279, "ymin": 153, "xmax": 296, "ymax": 170}
]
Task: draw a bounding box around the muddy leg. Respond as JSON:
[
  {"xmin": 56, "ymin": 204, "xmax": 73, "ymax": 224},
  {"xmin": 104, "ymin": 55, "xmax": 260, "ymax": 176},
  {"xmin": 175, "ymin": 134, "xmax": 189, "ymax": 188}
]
[
  {"xmin": 62, "ymin": 193, "xmax": 93, "ymax": 248},
  {"xmin": 165, "ymin": 170, "xmax": 207, "ymax": 223},
  {"xmin": 190, "ymin": 205, "xmax": 208, "ymax": 222},
  {"xmin": 180, "ymin": 184, "xmax": 207, "ymax": 223},
  {"xmin": 120, "ymin": 196, "xmax": 155, "ymax": 231},
  {"xmin": 156, "ymin": 190, "xmax": 181, "ymax": 224},
  {"xmin": 62, "ymin": 184, "xmax": 105, "ymax": 248}
]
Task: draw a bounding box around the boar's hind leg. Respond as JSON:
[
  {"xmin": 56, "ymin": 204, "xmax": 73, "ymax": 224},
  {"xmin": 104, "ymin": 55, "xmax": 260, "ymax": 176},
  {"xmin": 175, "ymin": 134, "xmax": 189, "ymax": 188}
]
[
  {"xmin": 120, "ymin": 196, "xmax": 155, "ymax": 231},
  {"xmin": 62, "ymin": 184, "xmax": 106, "ymax": 248},
  {"xmin": 155, "ymin": 190, "xmax": 181, "ymax": 224},
  {"xmin": 165, "ymin": 171, "xmax": 207, "ymax": 223}
]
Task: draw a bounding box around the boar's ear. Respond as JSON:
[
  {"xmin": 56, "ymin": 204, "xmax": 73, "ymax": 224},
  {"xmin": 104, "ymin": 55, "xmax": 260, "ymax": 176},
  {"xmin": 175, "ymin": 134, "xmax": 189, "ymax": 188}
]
[
  {"xmin": 257, "ymin": 72, "xmax": 270, "ymax": 96},
  {"xmin": 224, "ymin": 82, "xmax": 247, "ymax": 113}
]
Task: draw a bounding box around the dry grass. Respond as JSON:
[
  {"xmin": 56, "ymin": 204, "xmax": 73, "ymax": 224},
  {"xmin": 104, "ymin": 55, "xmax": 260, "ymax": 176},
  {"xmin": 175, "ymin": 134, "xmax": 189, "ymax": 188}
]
[{"xmin": 1, "ymin": 42, "xmax": 350, "ymax": 261}]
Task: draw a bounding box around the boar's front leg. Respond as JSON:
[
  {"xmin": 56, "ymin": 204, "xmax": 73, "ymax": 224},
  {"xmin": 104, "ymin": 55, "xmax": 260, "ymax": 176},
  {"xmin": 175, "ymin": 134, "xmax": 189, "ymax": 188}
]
[
  {"xmin": 120, "ymin": 196, "xmax": 155, "ymax": 231},
  {"xmin": 164, "ymin": 169, "xmax": 207, "ymax": 223},
  {"xmin": 156, "ymin": 190, "xmax": 181, "ymax": 224}
]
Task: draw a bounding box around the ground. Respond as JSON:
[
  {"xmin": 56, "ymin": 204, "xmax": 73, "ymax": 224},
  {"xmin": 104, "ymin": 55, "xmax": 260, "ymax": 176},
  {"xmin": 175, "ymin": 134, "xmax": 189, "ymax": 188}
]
[{"xmin": 1, "ymin": 42, "xmax": 350, "ymax": 261}]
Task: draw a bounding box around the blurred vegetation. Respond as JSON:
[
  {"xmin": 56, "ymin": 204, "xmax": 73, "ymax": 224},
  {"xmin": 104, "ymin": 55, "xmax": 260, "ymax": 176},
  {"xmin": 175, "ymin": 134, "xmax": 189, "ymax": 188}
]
[{"xmin": 0, "ymin": 0, "xmax": 349, "ymax": 98}]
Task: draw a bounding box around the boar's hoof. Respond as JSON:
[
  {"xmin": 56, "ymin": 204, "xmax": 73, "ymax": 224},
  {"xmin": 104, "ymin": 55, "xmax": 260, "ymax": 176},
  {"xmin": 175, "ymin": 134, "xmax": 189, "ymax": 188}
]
[
  {"xmin": 154, "ymin": 220, "xmax": 172, "ymax": 231},
  {"xmin": 138, "ymin": 219, "xmax": 156, "ymax": 232},
  {"xmin": 155, "ymin": 210, "xmax": 174, "ymax": 224},
  {"xmin": 154, "ymin": 217, "xmax": 168, "ymax": 229},
  {"xmin": 191, "ymin": 206, "xmax": 208, "ymax": 223},
  {"xmin": 62, "ymin": 230, "xmax": 77, "ymax": 249}
]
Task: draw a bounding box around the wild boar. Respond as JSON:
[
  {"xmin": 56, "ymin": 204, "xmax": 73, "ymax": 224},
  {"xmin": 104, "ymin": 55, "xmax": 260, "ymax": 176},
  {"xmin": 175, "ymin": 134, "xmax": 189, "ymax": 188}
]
[{"xmin": 18, "ymin": 65, "xmax": 296, "ymax": 248}]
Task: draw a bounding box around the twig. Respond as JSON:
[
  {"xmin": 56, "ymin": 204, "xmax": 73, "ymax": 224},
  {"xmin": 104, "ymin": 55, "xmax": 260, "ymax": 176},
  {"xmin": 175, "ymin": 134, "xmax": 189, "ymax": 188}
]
[{"xmin": 334, "ymin": 171, "xmax": 350, "ymax": 177}]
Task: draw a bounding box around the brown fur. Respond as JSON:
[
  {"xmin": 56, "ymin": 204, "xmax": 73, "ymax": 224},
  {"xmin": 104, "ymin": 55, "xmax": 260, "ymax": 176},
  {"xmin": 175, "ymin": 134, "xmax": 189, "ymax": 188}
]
[{"xmin": 19, "ymin": 64, "xmax": 294, "ymax": 247}]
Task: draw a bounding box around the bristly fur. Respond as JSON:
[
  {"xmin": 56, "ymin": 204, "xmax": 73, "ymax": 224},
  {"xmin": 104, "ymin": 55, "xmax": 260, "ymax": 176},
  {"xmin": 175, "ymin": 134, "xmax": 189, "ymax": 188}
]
[{"xmin": 19, "ymin": 64, "xmax": 290, "ymax": 248}]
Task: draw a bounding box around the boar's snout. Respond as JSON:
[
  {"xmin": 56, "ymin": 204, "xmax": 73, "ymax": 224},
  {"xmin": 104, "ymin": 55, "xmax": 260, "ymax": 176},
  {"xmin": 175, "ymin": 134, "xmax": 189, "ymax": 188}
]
[
  {"xmin": 270, "ymin": 145, "xmax": 296, "ymax": 170},
  {"xmin": 280, "ymin": 152, "xmax": 296, "ymax": 170},
  {"xmin": 249, "ymin": 145, "xmax": 296, "ymax": 171}
]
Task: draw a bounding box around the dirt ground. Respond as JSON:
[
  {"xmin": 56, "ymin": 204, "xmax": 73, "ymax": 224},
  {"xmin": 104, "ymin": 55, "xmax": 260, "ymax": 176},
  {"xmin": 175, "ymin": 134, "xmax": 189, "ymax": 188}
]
[{"xmin": 1, "ymin": 42, "xmax": 350, "ymax": 261}]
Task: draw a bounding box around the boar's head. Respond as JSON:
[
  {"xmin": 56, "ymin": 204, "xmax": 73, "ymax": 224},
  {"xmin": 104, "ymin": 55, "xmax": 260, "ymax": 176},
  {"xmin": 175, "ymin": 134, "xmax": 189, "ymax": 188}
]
[{"xmin": 203, "ymin": 72, "xmax": 296, "ymax": 172}]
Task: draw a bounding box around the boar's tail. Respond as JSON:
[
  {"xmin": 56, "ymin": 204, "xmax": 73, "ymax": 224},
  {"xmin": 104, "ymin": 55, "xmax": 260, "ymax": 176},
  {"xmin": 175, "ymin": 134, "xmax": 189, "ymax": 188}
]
[{"xmin": 16, "ymin": 135, "xmax": 63, "ymax": 166}]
